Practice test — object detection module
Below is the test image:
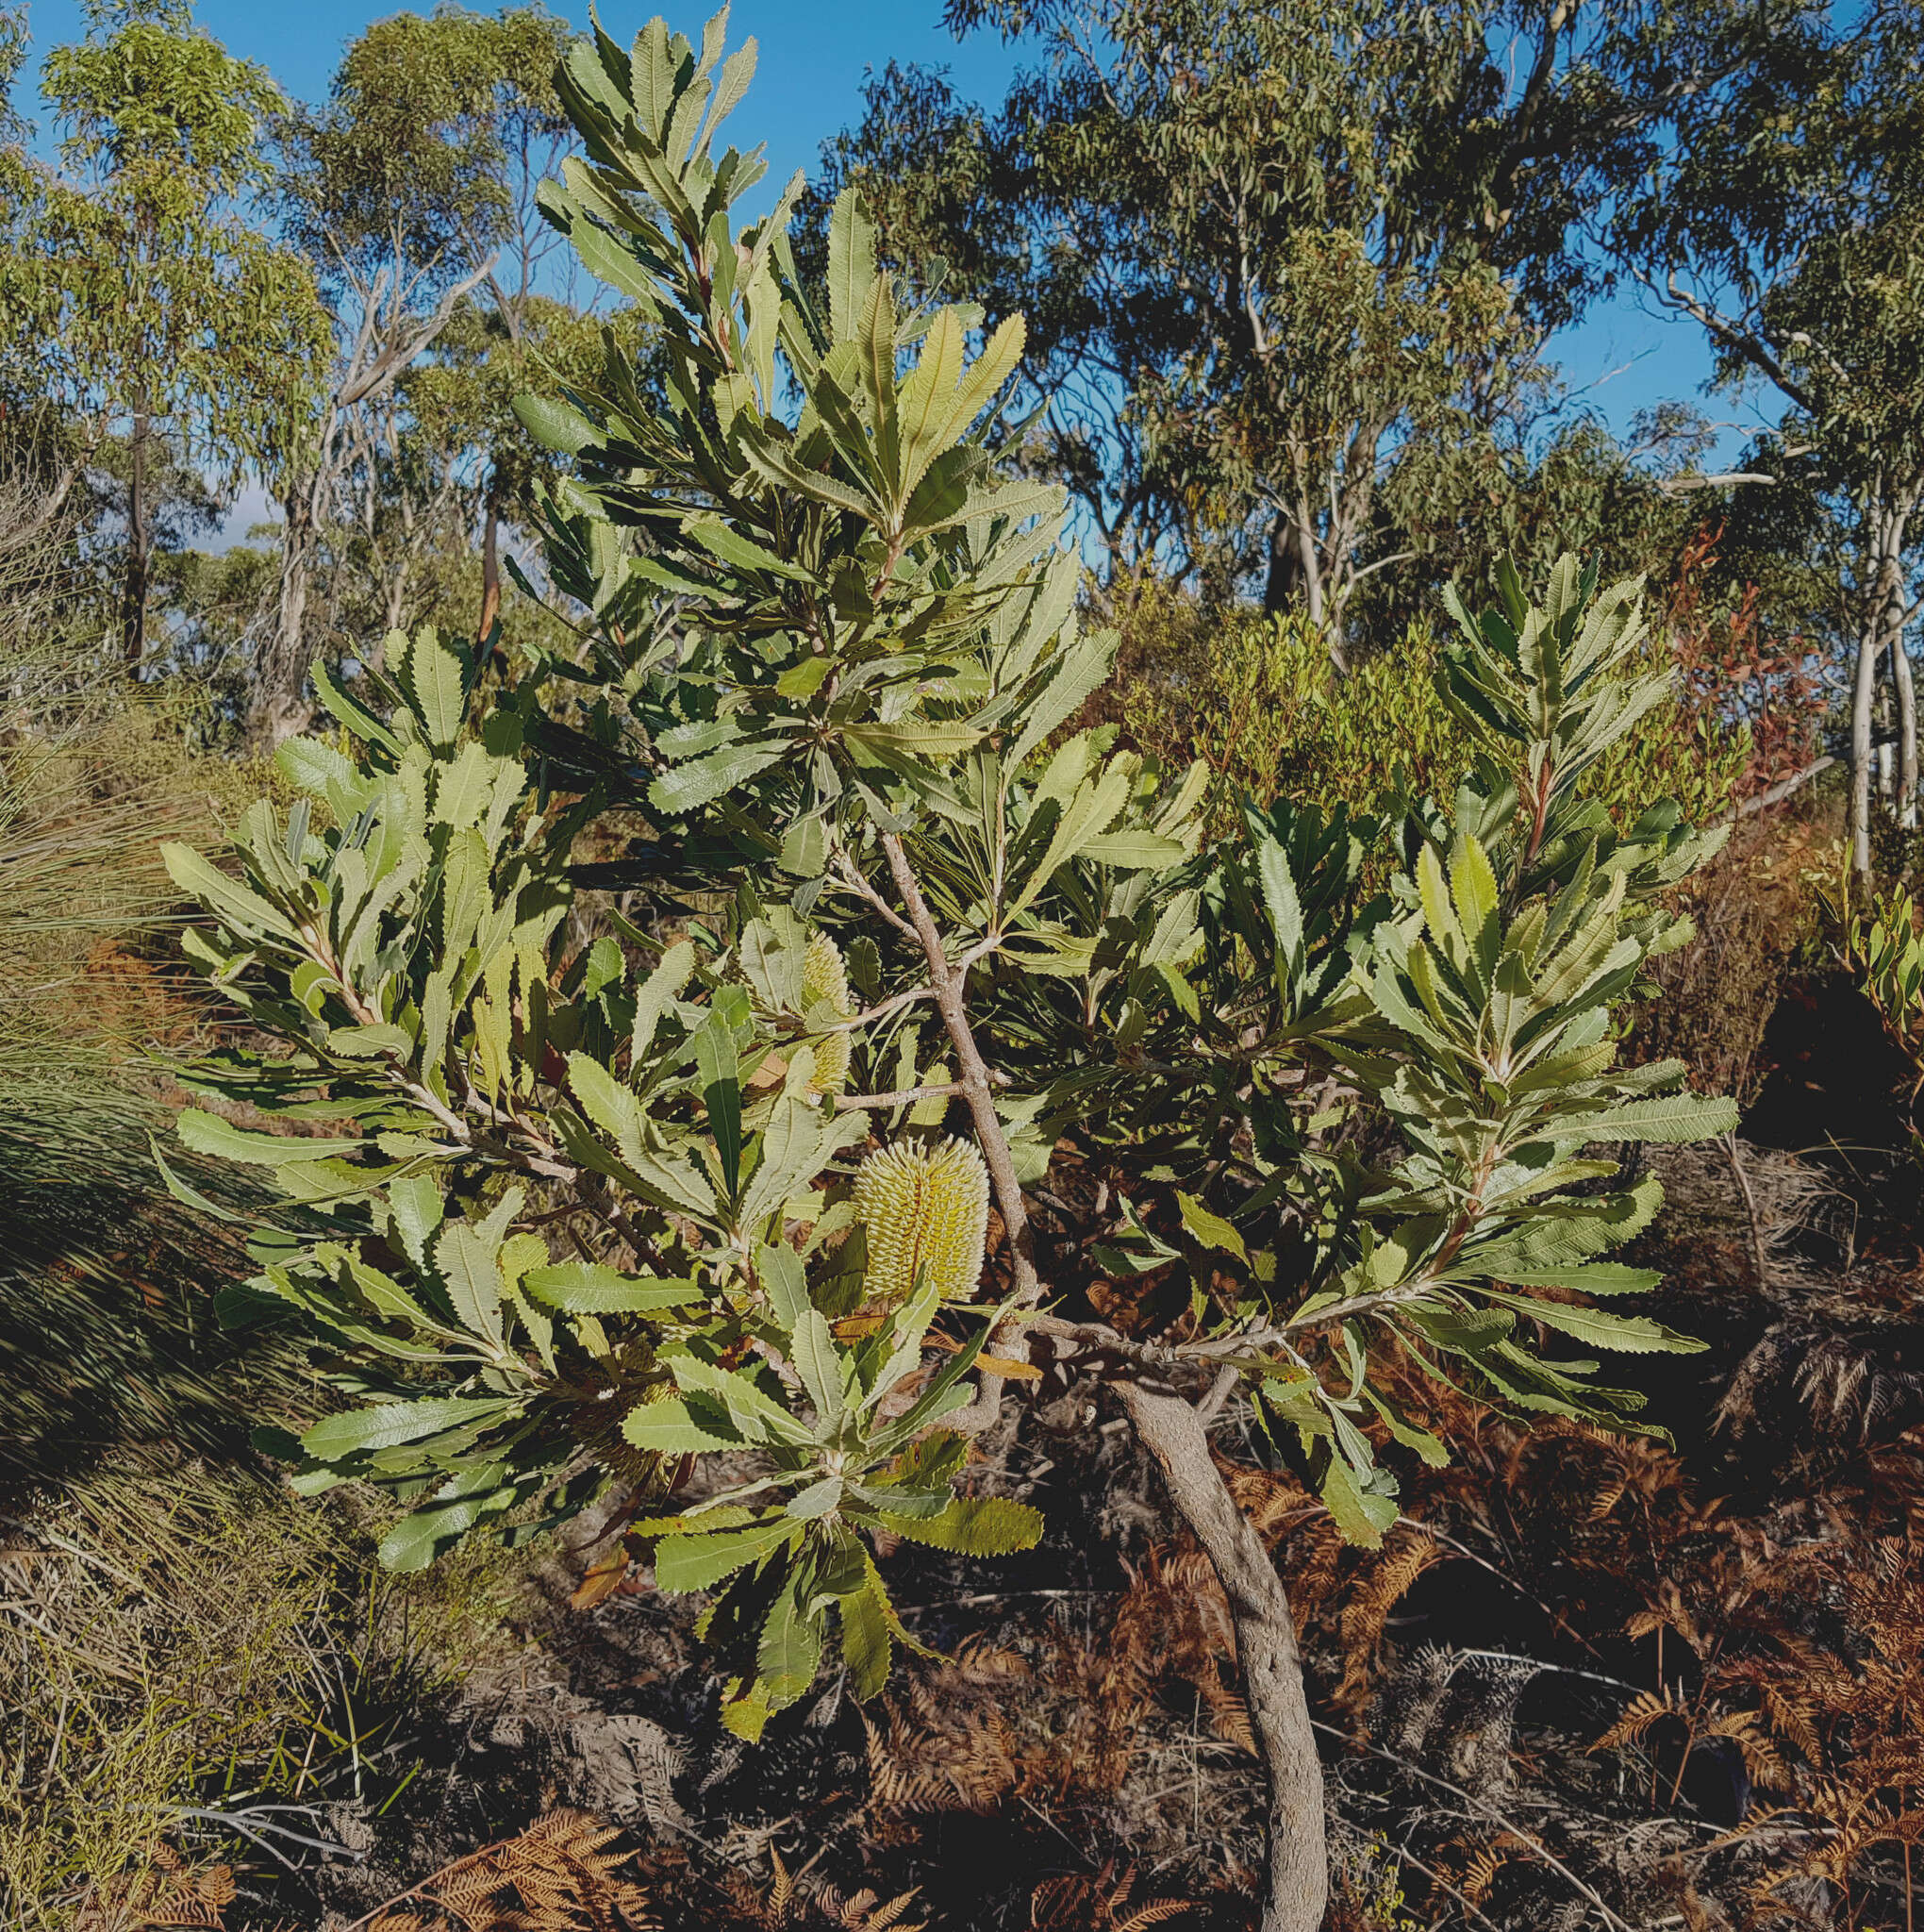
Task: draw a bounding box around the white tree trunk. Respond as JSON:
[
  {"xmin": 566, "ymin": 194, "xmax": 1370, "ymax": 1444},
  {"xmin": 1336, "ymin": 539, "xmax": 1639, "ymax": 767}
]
[
  {"xmin": 1852, "ymin": 596, "xmax": 1883, "ymax": 878},
  {"xmin": 1896, "ymin": 640, "xmax": 1917, "ymax": 830}
]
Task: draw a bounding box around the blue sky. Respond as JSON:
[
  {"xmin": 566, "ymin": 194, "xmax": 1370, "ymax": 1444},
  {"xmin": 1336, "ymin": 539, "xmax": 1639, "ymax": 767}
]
[{"xmin": 11, "ymin": 0, "xmax": 1765, "ymax": 475}]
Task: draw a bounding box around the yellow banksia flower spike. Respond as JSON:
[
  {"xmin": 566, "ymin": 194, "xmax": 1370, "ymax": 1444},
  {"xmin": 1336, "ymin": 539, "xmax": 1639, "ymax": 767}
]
[
  {"xmin": 801, "ymin": 931, "xmax": 852, "ymax": 1094},
  {"xmin": 853, "ymin": 1136, "xmax": 990, "ymax": 1303}
]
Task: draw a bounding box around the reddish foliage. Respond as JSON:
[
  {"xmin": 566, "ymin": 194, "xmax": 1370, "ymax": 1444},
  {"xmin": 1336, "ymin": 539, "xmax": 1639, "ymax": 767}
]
[{"xmin": 1662, "ymin": 525, "xmax": 1826, "ymax": 803}]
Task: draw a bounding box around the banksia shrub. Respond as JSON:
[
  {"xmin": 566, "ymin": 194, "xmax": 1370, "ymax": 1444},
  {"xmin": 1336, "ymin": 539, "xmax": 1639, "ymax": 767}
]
[
  {"xmin": 802, "ymin": 932, "xmax": 853, "ymax": 1094},
  {"xmin": 158, "ymin": 10, "xmax": 1737, "ymax": 1909},
  {"xmin": 853, "ymin": 1138, "xmax": 991, "ymax": 1304}
]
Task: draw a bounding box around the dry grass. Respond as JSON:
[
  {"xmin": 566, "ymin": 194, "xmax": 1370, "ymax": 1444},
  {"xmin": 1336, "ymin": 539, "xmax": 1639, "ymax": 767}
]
[{"xmin": 0, "ymin": 1464, "xmax": 518, "ymax": 1929}]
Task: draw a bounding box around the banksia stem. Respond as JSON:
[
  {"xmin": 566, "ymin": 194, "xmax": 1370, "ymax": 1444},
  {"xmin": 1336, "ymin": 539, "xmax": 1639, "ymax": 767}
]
[
  {"xmin": 802, "ymin": 931, "xmax": 852, "ymax": 1093},
  {"xmin": 853, "ymin": 1136, "xmax": 990, "ymax": 1303}
]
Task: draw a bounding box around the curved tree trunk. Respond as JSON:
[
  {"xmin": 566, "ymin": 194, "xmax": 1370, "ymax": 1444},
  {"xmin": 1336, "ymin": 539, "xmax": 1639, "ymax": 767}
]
[
  {"xmin": 121, "ymin": 400, "xmax": 152, "ymax": 669},
  {"xmin": 1850, "ymin": 623, "xmax": 1880, "ymax": 877},
  {"xmin": 1890, "ymin": 500, "xmax": 1920, "ymax": 832},
  {"xmin": 477, "ymin": 474, "xmax": 503, "ymax": 649},
  {"xmin": 256, "ymin": 471, "xmax": 322, "ymax": 745},
  {"xmin": 1895, "ymin": 633, "xmax": 1917, "ymax": 831},
  {"xmin": 1120, "ymin": 1383, "xmax": 1328, "ymax": 1932},
  {"xmin": 1263, "ymin": 510, "xmax": 1302, "ymax": 615}
]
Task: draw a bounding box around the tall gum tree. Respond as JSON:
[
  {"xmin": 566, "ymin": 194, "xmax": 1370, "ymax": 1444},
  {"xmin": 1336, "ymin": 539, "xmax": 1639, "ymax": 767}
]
[
  {"xmin": 811, "ymin": 0, "xmax": 1792, "ymax": 648},
  {"xmin": 0, "ymin": 0, "xmax": 325, "ymax": 668},
  {"xmin": 261, "ymin": 4, "xmax": 575, "ymax": 741},
  {"xmin": 1620, "ymin": 0, "xmax": 1924, "ymax": 871}
]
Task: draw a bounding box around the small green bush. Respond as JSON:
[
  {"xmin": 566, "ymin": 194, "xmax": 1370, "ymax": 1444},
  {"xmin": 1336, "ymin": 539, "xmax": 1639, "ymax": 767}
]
[{"xmin": 1101, "ymin": 589, "xmax": 1748, "ymax": 844}]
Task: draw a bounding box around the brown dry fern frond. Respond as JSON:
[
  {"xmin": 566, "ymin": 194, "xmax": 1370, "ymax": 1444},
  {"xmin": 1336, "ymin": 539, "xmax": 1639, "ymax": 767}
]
[
  {"xmin": 1335, "ymin": 1528, "xmax": 1442, "ymax": 1717},
  {"xmin": 715, "ymin": 1852, "xmax": 926, "ymax": 1930},
  {"xmin": 74, "ymin": 1846, "xmax": 235, "ymax": 1932},
  {"xmin": 360, "ymin": 1810, "xmax": 652, "ymax": 1932},
  {"xmin": 1029, "ymin": 1865, "xmax": 1199, "ymax": 1930},
  {"xmin": 863, "ymin": 1685, "xmax": 1017, "ymax": 1817},
  {"xmin": 1590, "ymin": 1688, "xmax": 1688, "ymax": 1758}
]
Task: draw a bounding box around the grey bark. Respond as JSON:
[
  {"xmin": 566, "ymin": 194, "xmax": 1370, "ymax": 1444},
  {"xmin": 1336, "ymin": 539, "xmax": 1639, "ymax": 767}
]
[
  {"xmin": 1895, "ymin": 627, "xmax": 1917, "ymax": 830},
  {"xmin": 1851, "ymin": 608, "xmax": 1882, "ymax": 877},
  {"xmin": 253, "ymin": 251, "xmax": 496, "ymax": 744},
  {"xmin": 1120, "ymin": 1383, "xmax": 1328, "ymax": 1932},
  {"xmin": 121, "ymin": 398, "xmax": 151, "ymax": 668}
]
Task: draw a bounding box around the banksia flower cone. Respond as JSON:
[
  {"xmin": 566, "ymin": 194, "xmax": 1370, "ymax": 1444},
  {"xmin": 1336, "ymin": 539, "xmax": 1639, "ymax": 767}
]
[
  {"xmin": 801, "ymin": 931, "xmax": 852, "ymax": 1094},
  {"xmin": 853, "ymin": 1136, "xmax": 990, "ymax": 1303}
]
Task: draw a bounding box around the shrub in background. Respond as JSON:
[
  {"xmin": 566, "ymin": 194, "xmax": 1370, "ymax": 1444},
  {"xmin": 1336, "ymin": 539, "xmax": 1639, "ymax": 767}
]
[
  {"xmin": 1100, "ymin": 582, "xmax": 1750, "ymax": 844},
  {"xmin": 162, "ymin": 17, "xmax": 1737, "ymax": 1929}
]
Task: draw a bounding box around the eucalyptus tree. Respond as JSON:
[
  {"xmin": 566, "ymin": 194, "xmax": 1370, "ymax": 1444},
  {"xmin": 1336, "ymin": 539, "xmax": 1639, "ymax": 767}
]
[
  {"xmin": 1364, "ymin": 405, "xmax": 1713, "ymax": 641},
  {"xmin": 813, "ymin": 0, "xmax": 1528, "ymax": 645},
  {"xmin": 0, "ymin": 0, "xmax": 325, "ymax": 667},
  {"xmin": 262, "ymin": 4, "xmax": 576, "ymax": 741},
  {"xmin": 165, "ymin": 16, "xmax": 1734, "ymax": 1928},
  {"xmin": 813, "ymin": 0, "xmax": 1787, "ymax": 643},
  {"xmin": 357, "ymin": 293, "xmax": 645, "ymax": 643},
  {"xmin": 1621, "ymin": 0, "xmax": 1924, "ymax": 870}
]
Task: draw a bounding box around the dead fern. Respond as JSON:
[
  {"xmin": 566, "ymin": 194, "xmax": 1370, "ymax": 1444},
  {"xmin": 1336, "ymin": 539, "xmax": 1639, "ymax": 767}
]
[
  {"xmin": 359, "ymin": 1811, "xmax": 652, "ymax": 1932},
  {"xmin": 1028, "ymin": 1864, "xmax": 1199, "ymax": 1930},
  {"xmin": 712, "ymin": 1848, "xmax": 926, "ymax": 1929},
  {"xmin": 863, "ymin": 1672, "xmax": 1019, "ymax": 1817},
  {"xmin": 1335, "ymin": 1530, "xmax": 1442, "ymax": 1716},
  {"xmin": 74, "ymin": 1846, "xmax": 235, "ymax": 1932},
  {"xmin": 1104, "ymin": 1546, "xmax": 1256, "ymax": 1756}
]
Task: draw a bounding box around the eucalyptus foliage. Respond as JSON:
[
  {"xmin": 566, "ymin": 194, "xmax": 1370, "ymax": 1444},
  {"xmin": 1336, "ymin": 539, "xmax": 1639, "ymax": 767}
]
[
  {"xmin": 166, "ymin": 8, "xmax": 1736, "ymax": 1747},
  {"xmin": 0, "ymin": 0, "xmax": 327, "ymax": 662}
]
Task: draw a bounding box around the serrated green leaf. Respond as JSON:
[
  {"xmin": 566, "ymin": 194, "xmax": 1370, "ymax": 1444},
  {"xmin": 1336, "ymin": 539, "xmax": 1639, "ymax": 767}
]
[
  {"xmin": 177, "ymin": 1108, "xmax": 361, "ymax": 1166},
  {"xmin": 839, "ymin": 1571, "xmax": 892, "ymax": 1699},
  {"xmin": 1320, "ymin": 1452, "xmax": 1397, "ymax": 1548},
  {"xmin": 791, "ymin": 1307, "xmax": 844, "ymax": 1420},
  {"xmin": 757, "ymin": 1242, "xmax": 812, "ymax": 1333},
  {"xmin": 163, "ymin": 844, "xmax": 301, "ymax": 942},
  {"xmin": 389, "ymin": 1174, "xmax": 443, "ymax": 1274},
  {"xmin": 513, "ymin": 392, "xmax": 600, "ymax": 455},
  {"xmin": 1403, "ymin": 1304, "xmax": 1515, "ymax": 1351},
  {"xmin": 1485, "ymin": 1291, "xmax": 1704, "ymax": 1354},
  {"xmin": 648, "ymin": 741, "xmax": 788, "ymax": 814},
  {"xmin": 1472, "ymin": 1260, "xmax": 1663, "ymax": 1295},
  {"xmin": 756, "ymin": 1574, "xmax": 824, "ymax": 1700},
  {"xmin": 877, "ymin": 1495, "xmax": 1042, "ymax": 1556},
  {"xmin": 520, "ymin": 1264, "xmax": 704, "ymax": 1313},
  {"xmin": 1080, "ymin": 830, "xmax": 1186, "ymax": 869},
  {"xmin": 672, "ymin": 1355, "xmax": 812, "ymax": 1445},
  {"xmin": 720, "ymin": 1677, "xmax": 773, "ymax": 1740},
  {"xmin": 685, "ymin": 515, "xmax": 811, "ymax": 581},
  {"xmin": 435, "ymin": 1221, "xmax": 506, "ymax": 1346},
  {"xmin": 302, "ymin": 1396, "xmax": 516, "ymax": 1462},
  {"xmin": 695, "ymin": 1012, "xmax": 742, "ymax": 1198},
  {"xmin": 630, "ymin": 1506, "xmax": 761, "ymax": 1536},
  {"xmin": 631, "ymin": 940, "xmax": 695, "ymax": 1060},
  {"xmin": 622, "ymin": 1396, "xmax": 741, "ymax": 1454},
  {"xmin": 1451, "ymin": 835, "xmax": 1499, "ymax": 936},
  {"xmin": 785, "ymin": 1474, "xmax": 844, "ymax": 1518},
  {"xmin": 654, "ymin": 1519, "xmax": 794, "ymax": 1593},
  {"xmin": 1177, "ymin": 1191, "xmax": 1249, "ymax": 1265},
  {"xmin": 1254, "ymin": 834, "xmax": 1303, "ymax": 964},
  {"xmin": 826, "ymin": 185, "xmax": 877, "ymax": 343},
  {"xmin": 148, "ymin": 1140, "xmax": 248, "ymax": 1224},
  {"xmin": 392, "ymin": 627, "xmax": 471, "ymax": 753},
  {"xmin": 1555, "ymin": 1093, "xmax": 1741, "ymax": 1144}
]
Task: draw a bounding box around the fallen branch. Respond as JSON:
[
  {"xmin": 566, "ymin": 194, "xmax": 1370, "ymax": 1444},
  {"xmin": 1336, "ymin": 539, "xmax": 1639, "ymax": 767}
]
[{"xmin": 1724, "ymin": 756, "xmax": 1836, "ymax": 821}]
